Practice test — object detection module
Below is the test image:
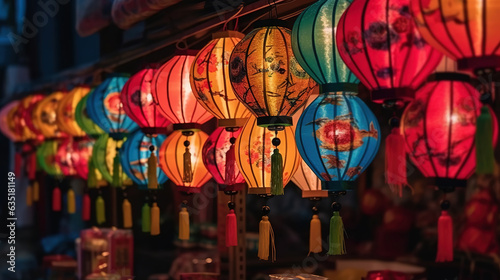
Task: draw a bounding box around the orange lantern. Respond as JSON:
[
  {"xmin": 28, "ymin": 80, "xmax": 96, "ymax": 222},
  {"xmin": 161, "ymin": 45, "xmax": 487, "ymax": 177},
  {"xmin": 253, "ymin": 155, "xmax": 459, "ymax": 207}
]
[
  {"xmin": 56, "ymin": 85, "xmax": 90, "ymax": 137},
  {"xmin": 33, "ymin": 91, "xmax": 69, "ymax": 139}
]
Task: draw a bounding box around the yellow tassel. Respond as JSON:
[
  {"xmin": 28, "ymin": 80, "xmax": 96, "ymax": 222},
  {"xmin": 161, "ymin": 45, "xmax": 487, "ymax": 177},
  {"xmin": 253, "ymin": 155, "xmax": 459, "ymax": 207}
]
[
  {"xmin": 122, "ymin": 199, "xmax": 132, "ymax": 228},
  {"xmin": 179, "ymin": 207, "xmax": 190, "ymax": 240},
  {"xmin": 309, "ymin": 214, "xmax": 322, "ymax": 254},
  {"xmin": 183, "ymin": 147, "xmax": 193, "ymax": 183},
  {"xmin": 150, "ymin": 202, "xmax": 160, "ymax": 235},
  {"xmin": 26, "ymin": 185, "xmax": 33, "ymax": 207},
  {"xmin": 147, "ymin": 151, "xmax": 158, "ymax": 189},
  {"xmin": 96, "ymin": 196, "xmax": 106, "ymax": 225},
  {"xmin": 33, "ymin": 181, "xmax": 39, "ymax": 202},
  {"xmin": 258, "ymin": 216, "xmax": 276, "ymax": 261},
  {"xmin": 67, "ymin": 189, "xmax": 76, "ymax": 214}
]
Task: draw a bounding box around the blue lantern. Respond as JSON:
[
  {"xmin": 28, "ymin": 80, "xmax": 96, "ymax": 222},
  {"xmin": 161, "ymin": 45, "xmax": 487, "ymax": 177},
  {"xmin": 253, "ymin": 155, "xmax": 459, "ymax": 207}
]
[
  {"xmin": 120, "ymin": 130, "xmax": 168, "ymax": 188},
  {"xmin": 86, "ymin": 74, "xmax": 139, "ymax": 139}
]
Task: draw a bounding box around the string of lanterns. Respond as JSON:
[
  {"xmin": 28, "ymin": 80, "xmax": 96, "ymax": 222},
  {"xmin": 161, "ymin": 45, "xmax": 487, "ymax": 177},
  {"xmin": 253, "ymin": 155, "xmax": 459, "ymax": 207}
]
[{"xmin": 1, "ymin": 0, "xmax": 498, "ymax": 264}]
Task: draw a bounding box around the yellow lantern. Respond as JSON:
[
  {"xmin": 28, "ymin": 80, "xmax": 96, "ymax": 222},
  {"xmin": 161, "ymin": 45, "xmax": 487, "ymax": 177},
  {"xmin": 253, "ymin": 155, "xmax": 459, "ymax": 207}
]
[
  {"xmin": 33, "ymin": 91, "xmax": 69, "ymax": 139},
  {"xmin": 234, "ymin": 116, "xmax": 300, "ymax": 195},
  {"xmin": 56, "ymin": 85, "xmax": 90, "ymax": 137}
]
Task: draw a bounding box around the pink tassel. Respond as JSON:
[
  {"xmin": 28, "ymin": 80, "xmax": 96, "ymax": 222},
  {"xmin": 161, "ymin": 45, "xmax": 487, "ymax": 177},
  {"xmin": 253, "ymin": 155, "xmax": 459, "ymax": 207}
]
[
  {"xmin": 226, "ymin": 209, "xmax": 238, "ymax": 246},
  {"xmin": 224, "ymin": 138, "xmax": 236, "ymax": 185},
  {"xmin": 52, "ymin": 187, "xmax": 61, "ymax": 212},
  {"xmin": 385, "ymin": 128, "xmax": 409, "ymax": 197},
  {"xmin": 82, "ymin": 194, "xmax": 91, "ymax": 221},
  {"xmin": 436, "ymin": 202, "xmax": 453, "ymax": 262}
]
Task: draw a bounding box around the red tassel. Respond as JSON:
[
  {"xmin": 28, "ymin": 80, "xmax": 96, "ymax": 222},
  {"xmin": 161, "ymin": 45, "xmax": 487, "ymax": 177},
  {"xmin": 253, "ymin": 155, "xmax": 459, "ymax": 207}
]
[
  {"xmin": 15, "ymin": 152, "xmax": 22, "ymax": 177},
  {"xmin": 224, "ymin": 137, "xmax": 236, "ymax": 185},
  {"xmin": 226, "ymin": 209, "xmax": 238, "ymax": 246},
  {"xmin": 385, "ymin": 128, "xmax": 410, "ymax": 197},
  {"xmin": 436, "ymin": 210, "xmax": 453, "ymax": 262},
  {"xmin": 82, "ymin": 194, "xmax": 91, "ymax": 221},
  {"xmin": 28, "ymin": 152, "xmax": 37, "ymax": 181},
  {"xmin": 52, "ymin": 187, "xmax": 61, "ymax": 212}
]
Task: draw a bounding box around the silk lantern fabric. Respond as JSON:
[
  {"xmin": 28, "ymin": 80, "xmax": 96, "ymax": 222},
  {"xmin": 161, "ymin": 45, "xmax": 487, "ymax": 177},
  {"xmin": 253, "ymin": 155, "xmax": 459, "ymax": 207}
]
[
  {"xmin": 56, "ymin": 85, "xmax": 90, "ymax": 137},
  {"xmin": 93, "ymin": 133, "xmax": 132, "ymax": 185},
  {"xmin": 87, "ymin": 74, "xmax": 139, "ymax": 138},
  {"xmin": 296, "ymin": 92, "xmax": 381, "ymax": 191},
  {"xmin": 411, "ymin": 0, "xmax": 500, "ymax": 72},
  {"xmin": 121, "ymin": 65, "xmax": 171, "ymax": 134},
  {"xmin": 229, "ymin": 20, "xmax": 316, "ymax": 127},
  {"xmin": 120, "ymin": 130, "xmax": 168, "ymax": 187},
  {"xmin": 292, "ymin": 0, "xmax": 358, "ymax": 87},
  {"xmin": 0, "ymin": 101, "xmax": 21, "ymax": 142},
  {"xmin": 20, "ymin": 94, "xmax": 45, "ymax": 139},
  {"xmin": 191, "ymin": 31, "xmax": 251, "ymax": 127},
  {"xmin": 37, "ymin": 140, "xmax": 62, "ymax": 176},
  {"xmin": 202, "ymin": 126, "xmax": 245, "ymax": 191},
  {"xmin": 401, "ymin": 74, "xmax": 498, "ymax": 185},
  {"xmin": 33, "ymin": 91, "xmax": 69, "ymax": 139},
  {"xmin": 234, "ymin": 116, "xmax": 300, "ymax": 194},
  {"xmin": 75, "ymin": 93, "xmax": 104, "ymax": 137},
  {"xmin": 158, "ymin": 129, "xmax": 211, "ymax": 192},
  {"xmin": 152, "ymin": 52, "xmax": 213, "ymax": 127},
  {"xmin": 336, "ymin": 0, "xmax": 442, "ymax": 103}
]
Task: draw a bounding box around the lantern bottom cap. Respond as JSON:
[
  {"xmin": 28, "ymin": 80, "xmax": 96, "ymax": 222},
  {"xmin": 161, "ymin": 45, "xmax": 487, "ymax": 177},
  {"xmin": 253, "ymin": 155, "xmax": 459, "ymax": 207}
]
[
  {"xmin": 321, "ymin": 181, "xmax": 354, "ymax": 192},
  {"xmin": 257, "ymin": 116, "xmax": 293, "ymax": 127},
  {"xmin": 247, "ymin": 187, "xmax": 271, "ymax": 195},
  {"xmin": 457, "ymin": 55, "xmax": 500, "ymax": 73},
  {"xmin": 217, "ymin": 118, "xmax": 249, "ymax": 128},
  {"xmin": 141, "ymin": 127, "xmax": 169, "ymax": 135},
  {"xmin": 430, "ymin": 177, "xmax": 467, "ymax": 192},
  {"xmin": 177, "ymin": 186, "xmax": 202, "ymax": 193},
  {"xmin": 320, "ymin": 83, "xmax": 359, "ymax": 94},
  {"xmin": 301, "ymin": 190, "xmax": 329, "ymax": 198},
  {"xmin": 173, "ymin": 123, "xmax": 202, "ymax": 131},
  {"xmin": 218, "ymin": 183, "xmax": 246, "ymax": 192},
  {"xmin": 371, "ymin": 87, "xmax": 414, "ymax": 104}
]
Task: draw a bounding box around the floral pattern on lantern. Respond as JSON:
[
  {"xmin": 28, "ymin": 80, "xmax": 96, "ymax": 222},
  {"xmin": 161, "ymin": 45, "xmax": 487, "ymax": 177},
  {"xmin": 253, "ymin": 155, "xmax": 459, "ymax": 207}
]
[
  {"xmin": 191, "ymin": 31, "xmax": 251, "ymax": 127},
  {"xmin": 120, "ymin": 130, "xmax": 168, "ymax": 187},
  {"xmin": 92, "ymin": 133, "xmax": 132, "ymax": 185},
  {"xmin": 158, "ymin": 129, "xmax": 211, "ymax": 192},
  {"xmin": 33, "ymin": 91, "xmax": 69, "ymax": 139},
  {"xmin": 75, "ymin": 93, "xmax": 104, "ymax": 138},
  {"xmin": 121, "ymin": 65, "xmax": 171, "ymax": 134},
  {"xmin": 56, "ymin": 85, "xmax": 90, "ymax": 137},
  {"xmin": 234, "ymin": 116, "xmax": 300, "ymax": 194}
]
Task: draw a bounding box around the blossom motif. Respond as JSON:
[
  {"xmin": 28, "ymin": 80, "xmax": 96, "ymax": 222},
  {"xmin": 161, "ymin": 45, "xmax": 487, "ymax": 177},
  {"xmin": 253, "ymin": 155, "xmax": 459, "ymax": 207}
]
[
  {"xmin": 229, "ymin": 56, "xmax": 246, "ymax": 83},
  {"xmin": 344, "ymin": 31, "xmax": 363, "ymax": 55},
  {"xmin": 392, "ymin": 17, "xmax": 410, "ymax": 33},
  {"xmin": 364, "ymin": 21, "xmax": 400, "ymax": 50}
]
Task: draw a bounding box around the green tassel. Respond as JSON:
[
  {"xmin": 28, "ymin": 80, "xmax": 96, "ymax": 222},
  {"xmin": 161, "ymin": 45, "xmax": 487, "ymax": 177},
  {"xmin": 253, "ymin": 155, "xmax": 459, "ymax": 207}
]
[
  {"xmin": 327, "ymin": 211, "xmax": 346, "ymax": 255},
  {"xmin": 142, "ymin": 203, "xmax": 151, "ymax": 233},
  {"xmin": 96, "ymin": 196, "xmax": 106, "ymax": 225},
  {"xmin": 476, "ymin": 106, "xmax": 495, "ymax": 175},
  {"xmin": 87, "ymin": 157, "xmax": 97, "ymax": 188},
  {"xmin": 271, "ymin": 148, "xmax": 283, "ymax": 195},
  {"xmin": 112, "ymin": 149, "xmax": 121, "ymax": 187}
]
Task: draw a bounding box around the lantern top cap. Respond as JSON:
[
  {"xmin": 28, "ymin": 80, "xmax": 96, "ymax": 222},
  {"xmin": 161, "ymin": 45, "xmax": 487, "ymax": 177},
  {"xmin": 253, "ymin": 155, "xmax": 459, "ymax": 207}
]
[
  {"xmin": 173, "ymin": 49, "xmax": 199, "ymax": 56},
  {"xmin": 212, "ymin": 31, "xmax": 245, "ymax": 40},
  {"xmin": 427, "ymin": 73, "xmax": 471, "ymax": 83},
  {"xmin": 253, "ymin": 19, "xmax": 289, "ymax": 29}
]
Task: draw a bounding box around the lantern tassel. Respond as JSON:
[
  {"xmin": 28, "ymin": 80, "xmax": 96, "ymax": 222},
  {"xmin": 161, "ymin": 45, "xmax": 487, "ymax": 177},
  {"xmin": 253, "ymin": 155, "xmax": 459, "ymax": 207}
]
[
  {"xmin": 328, "ymin": 211, "xmax": 346, "ymax": 255},
  {"xmin": 52, "ymin": 187, "xmax": 61, "ymax": 212},
  {"xmin": 258, "ymin": 215, "xmax": 276, "ymax": 261},
  {"xmin": 150, "ymin": 202, "xmax": 160, "ymax": 235},
  {"xmin": 96, "ymin": 195, "xmax": 106, "ymax": 225},
  {"xmin": 476, "ymin": 106, "xmax": 494, "ymax": 175},
  {"xmin": 179, "ymin": 206, "xmax": 190, "ymax": 240},
  {"xmin": 67, "ymin": 189, "xmax": 76, "ymax": 214},
  {"xmin": 122, "ymin": 198, "xmax": 132, "ymax": 228},
  {"xmin": 14, "ymin": 151, "xmax": 22, "ymax": 177},
  {"xmin": 142, "ymin": 202, "xmax": 151, "ymax": 233},
  {"xmin": 33, "ymin": 181, "xmax": 39, "ymax": 202},
  {"xmin": 436, "ymin": 200, "xmax": 453, "ymax": 262},
  {"xmin": 226, "ymin": 209, "xmax": 238, "ymax": 247},
  {"xmin": 87, "ymin": 157, "xmax": 97, "ymax": 188},
  {"xmin": 26, "ymin": 184, "xmax": 33, "ymax": 207},
  {"xmin": 28, "ymin": 152, "xmax": 37, "ymax": 181},
  {"xmin": 224, "ymin": 142, "xmax": 236, "ymax": 185},
  {"xmin": 385, "ymin": 128, "xmax": 409, "ymax": 197},
  {"xmin": 183, "ymin": 147, "xmax": 193, "ymax": 183},
  {"xmin": 112, "ymin": 149, "xmax": 121, "ymax": 187},
  {"xmin": 82, "ymin": 193, "xmax": 91, "ymax": 221},
  {"xmin": 309, "ymin": 214, "xmax": 322, "ymax": 254},
  {"xmin": 147, "ymin": 150, "xmax": 158, "ymax": 189},
  {"xmin": 271, "ymin": 148, "xmax": 283, "ymax": 196}
]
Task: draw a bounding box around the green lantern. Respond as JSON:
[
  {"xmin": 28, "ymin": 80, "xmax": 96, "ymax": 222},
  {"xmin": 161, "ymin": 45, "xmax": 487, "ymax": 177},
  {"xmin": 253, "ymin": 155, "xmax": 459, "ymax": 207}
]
[
  {"xmin": 92, "ymin": 133, "xmax": 132, "ymax": 186},
  {"xmin": 75, "ymin": 93, "xmax": 104, "ymax": 138},
  {"xmin": 36, "ymin": 140, "xmax": 63, "ymax": 176}
]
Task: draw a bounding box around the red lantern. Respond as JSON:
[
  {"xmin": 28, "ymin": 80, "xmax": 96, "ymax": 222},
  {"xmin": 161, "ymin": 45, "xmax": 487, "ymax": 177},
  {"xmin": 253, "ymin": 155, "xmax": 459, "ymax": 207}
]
[
  {"xmin": 121, "ymin": 65, "xmax": 171, "ymax": 134},
  {"xmin": 336, "ymin": 0, "xmax": 443, "ymax": 103}
]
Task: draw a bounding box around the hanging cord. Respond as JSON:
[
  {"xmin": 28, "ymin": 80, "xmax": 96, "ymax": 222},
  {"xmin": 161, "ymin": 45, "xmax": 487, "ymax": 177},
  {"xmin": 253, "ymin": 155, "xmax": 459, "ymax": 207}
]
[{"xmin": 222, "ymin": 5, "xmax": 244, "ymax": 31}]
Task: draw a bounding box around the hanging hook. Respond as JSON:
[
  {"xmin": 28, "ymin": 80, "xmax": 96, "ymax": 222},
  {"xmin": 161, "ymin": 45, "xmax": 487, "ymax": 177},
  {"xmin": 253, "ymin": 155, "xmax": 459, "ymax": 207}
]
[{"xmin": 222, "ymin": 5, "xmax": 244, "ymax": 31}]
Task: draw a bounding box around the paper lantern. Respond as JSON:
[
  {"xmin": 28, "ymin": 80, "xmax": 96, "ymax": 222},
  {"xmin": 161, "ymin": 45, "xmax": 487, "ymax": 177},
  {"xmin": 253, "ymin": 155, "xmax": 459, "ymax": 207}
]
[
  {"xmin": 36, "ymin": 140, "xmax": 62, "ymax": 176},
  {"xmin": 336, "ymin": 0, "xmax": 443, "ymax": 103},
  {"xmin": 158, "ymin": 129, "xmax": 211, "ymax": 192},
  {"xmin": 191, "ymin": 31, "xmax": 251, "ymax": 127},
  {"xmin": 92, "ymin": 133, "xmax": 132, "ymax": 186},
  {"xmin": 411, "ymin": 0, "xmax": 500, "ymax": 72},
  {"xmin": 0, "ymin": 101, "xmax": 20, "ymax": 142},
  {"xmin": 229, "ymin": 20, "xmax": 316, "ymax": 127},
  {"xmin": 19, "ymin": 94, "xmax": 46, "ymax": 141},
  {"xmin": 56, "ymin": 85, "xmax": 90, "ymax": 137},
  {"xmin": 152, "ymin": 52, "xmax": 213, "ymax": 128},
  {"xmin": 87, "ymin": 74, "xmax": 139, "ymax": 139},
  {"xmin": 202, "ymin": 126, "xmax": 245, "ymax": 191},
  {"xmin": 234, "ymin": 116, "xmax": 300, "ymax": 194},
  {"xmin": 295, "ymin": 93, "xmax": 381, "ymax": 191},
  {"xmin": 32, "ymin": 91, "xmax": 69, "ymax": 139},
  {"xmin": 292, "ymin": 0, "xmax": 358, "ymax": 87},
  {"xmin": 120, "ymin": 130, "xmax": 168, "ymax": 187},
  {"xmin": 401, "ymin": 73, "xmax": 498, "ymax": 188},
  {"xmin": 75, "ymin": 93, "xmax": 104, "ymax": 137},
  {"xmin": 121, "ymin": 65, "xmax": 171, "ymax": 134}
]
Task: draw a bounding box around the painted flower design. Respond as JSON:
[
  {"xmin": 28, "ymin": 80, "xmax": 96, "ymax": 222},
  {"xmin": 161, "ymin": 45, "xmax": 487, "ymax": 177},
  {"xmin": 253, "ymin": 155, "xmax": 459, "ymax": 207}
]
[
  {"xmin": 245, "ymin": 132, "xmax": 273, "ymax": 173},
  {"xmin": 104, "ymin": 92, "xmax": 122, "ymax": 115},
  {"xmin": 392, "ymin": 17, "xmax": 410, "ymax": 33},
  {"xmin": 344, "ymin": 31, "xmax": 363, "ymax": 55},
  {"xmin": 364, "ymin": 21, "xmax": 400, "ymax": 50},
  {"xmin": 230, "ymin": 56, "xmax": 246, "ymax": 83}
]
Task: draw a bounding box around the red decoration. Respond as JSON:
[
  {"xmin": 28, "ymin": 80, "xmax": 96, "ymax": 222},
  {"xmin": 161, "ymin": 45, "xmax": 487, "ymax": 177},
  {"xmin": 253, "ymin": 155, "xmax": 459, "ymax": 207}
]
[
  {"xmin": 336, "ymin": 0, "xmax": 442, "ymax": 103},
  {"xmin": 121, "ymin": 65, "xmax": 171, "ymax": 134}
]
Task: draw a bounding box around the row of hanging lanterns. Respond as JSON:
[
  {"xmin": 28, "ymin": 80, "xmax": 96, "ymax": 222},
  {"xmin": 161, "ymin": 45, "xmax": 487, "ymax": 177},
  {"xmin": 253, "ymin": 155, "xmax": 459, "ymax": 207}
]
[{"xmin": 0, "ymin": 0, "xmax": 498, "ymax": 264}]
